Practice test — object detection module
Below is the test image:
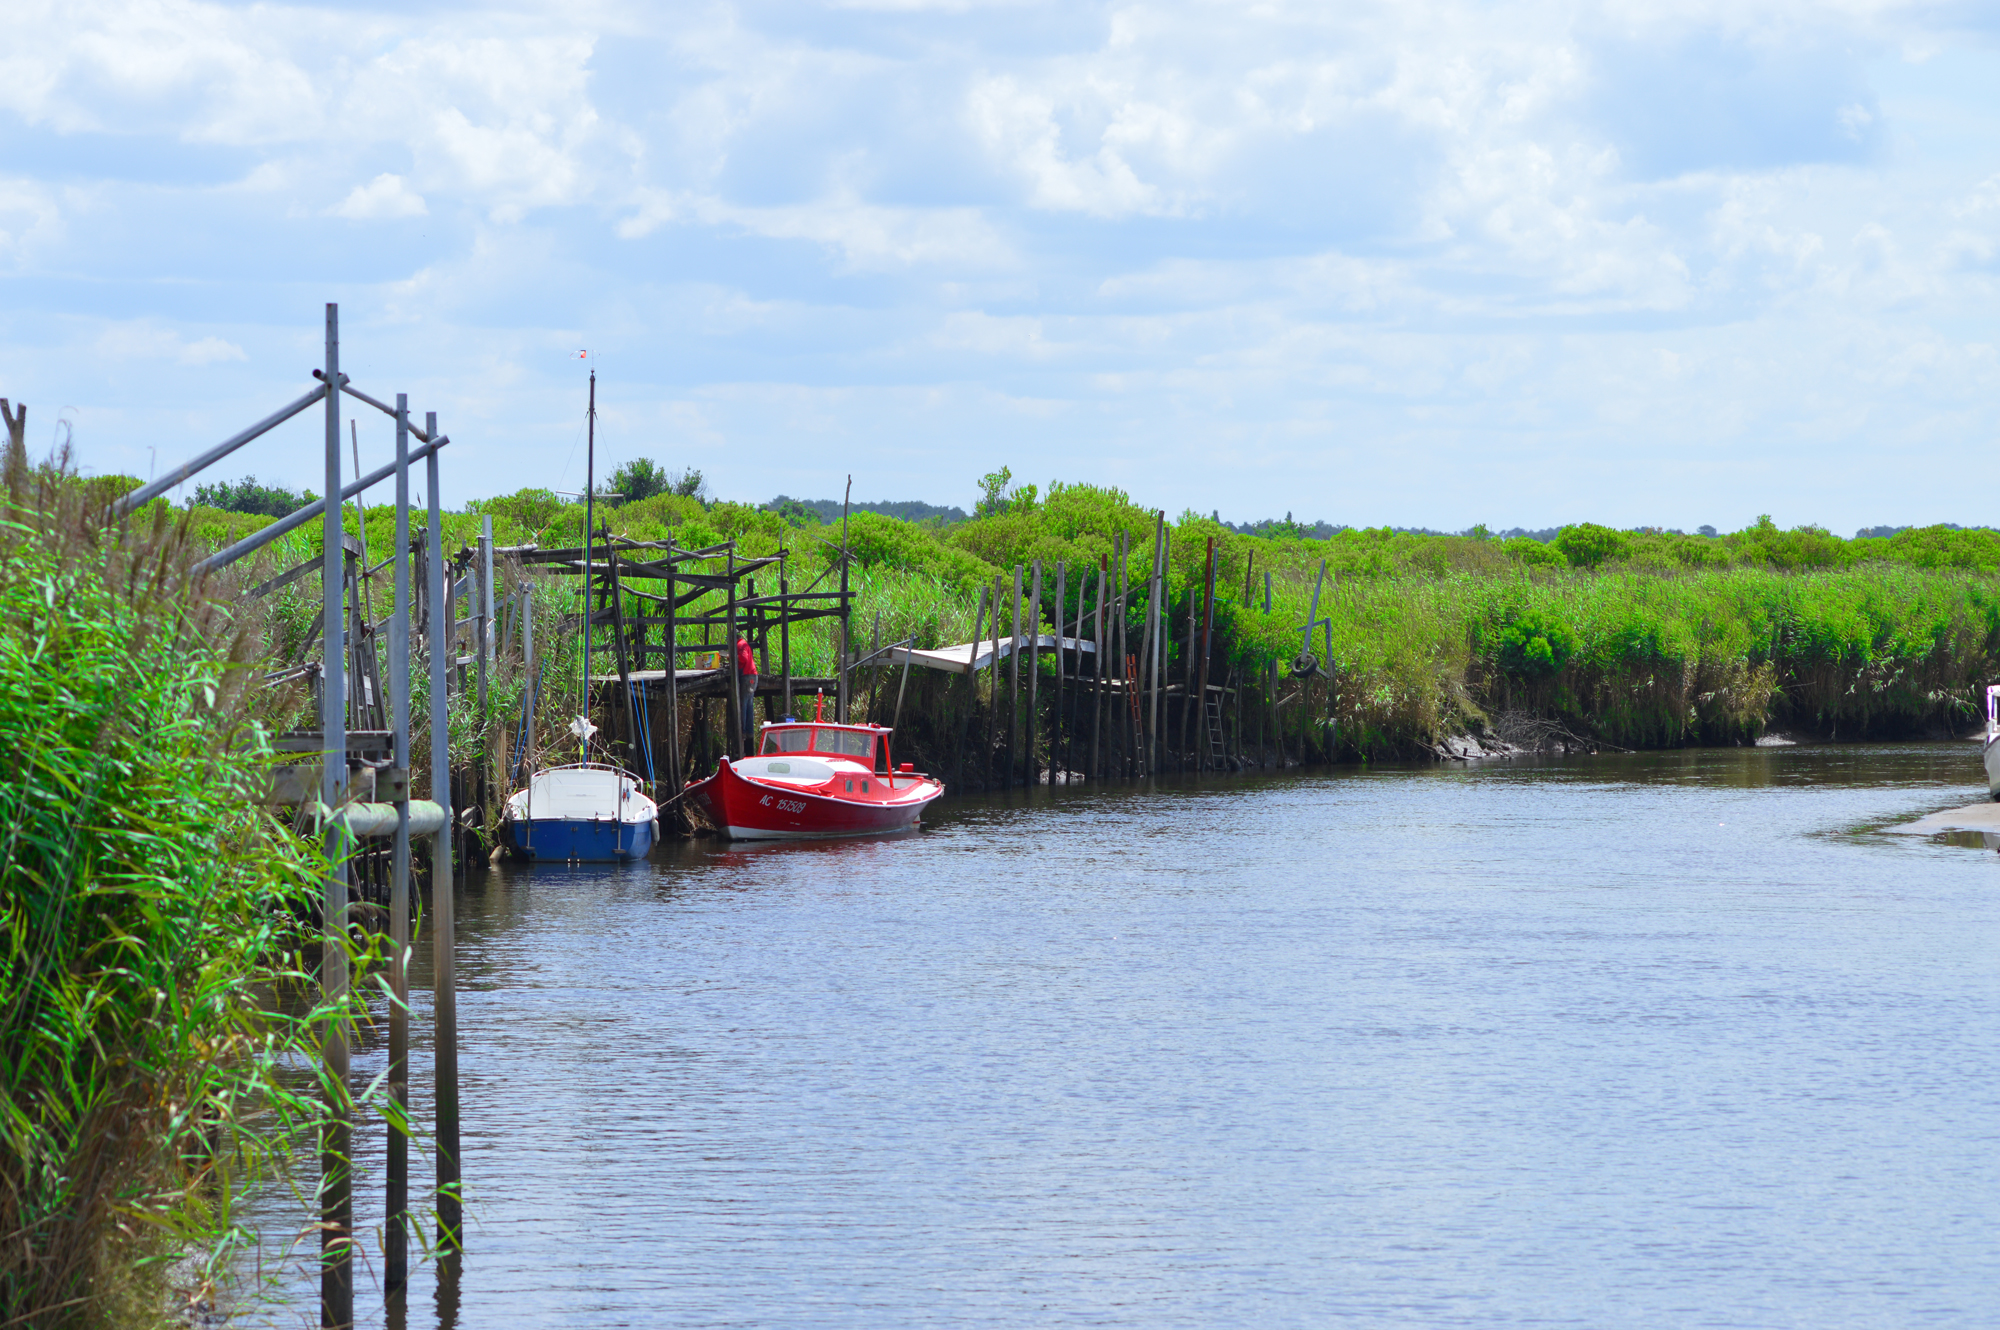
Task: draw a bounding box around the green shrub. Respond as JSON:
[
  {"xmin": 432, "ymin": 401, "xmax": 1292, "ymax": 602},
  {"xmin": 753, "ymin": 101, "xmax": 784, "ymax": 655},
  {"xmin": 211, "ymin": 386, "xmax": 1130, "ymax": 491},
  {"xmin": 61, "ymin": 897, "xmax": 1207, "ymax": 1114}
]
[
  {"xmin": 1498, "ymin": 607, "xmax": 1579, "ymax": 677},
  {"xmin": 1553, "ymin": 523, "xmax": 1630, "ymax": 569}
]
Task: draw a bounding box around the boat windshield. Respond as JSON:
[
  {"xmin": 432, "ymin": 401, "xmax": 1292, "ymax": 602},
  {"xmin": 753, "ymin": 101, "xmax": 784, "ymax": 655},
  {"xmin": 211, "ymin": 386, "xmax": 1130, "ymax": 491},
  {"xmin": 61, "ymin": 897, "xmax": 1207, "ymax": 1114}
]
[
  {"xmin": 760, "ymin": 728, "xmax": 814, "ymax": 754},
  {"xmin": 812, "ymin": 728, "xmax": 876, "ymax": 759}
]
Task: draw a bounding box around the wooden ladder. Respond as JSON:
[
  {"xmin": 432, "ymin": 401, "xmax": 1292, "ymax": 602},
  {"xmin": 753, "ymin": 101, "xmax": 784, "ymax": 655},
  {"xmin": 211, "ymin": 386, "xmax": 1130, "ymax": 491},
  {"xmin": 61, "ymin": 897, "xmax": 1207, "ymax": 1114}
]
[
  {"xmin": 1124, "ymin": 654, "xmax": 1145, "ymax": 774},
  {"xmin": 1204, "ymin": 684, "xmax": 1227, "ymax": 767}
]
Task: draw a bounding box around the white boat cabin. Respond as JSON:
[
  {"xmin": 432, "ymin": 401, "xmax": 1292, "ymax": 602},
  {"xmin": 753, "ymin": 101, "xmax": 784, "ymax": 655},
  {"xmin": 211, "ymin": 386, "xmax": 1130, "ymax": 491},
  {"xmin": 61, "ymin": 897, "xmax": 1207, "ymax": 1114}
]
[{"xmin": 505, "ymin": 764, "xmax": 657, "ymax": 824}]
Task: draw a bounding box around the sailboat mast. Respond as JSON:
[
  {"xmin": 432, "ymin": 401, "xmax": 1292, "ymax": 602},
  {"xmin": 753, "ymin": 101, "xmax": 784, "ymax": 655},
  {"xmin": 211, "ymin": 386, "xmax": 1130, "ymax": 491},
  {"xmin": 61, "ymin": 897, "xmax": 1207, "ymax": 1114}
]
[{"xmin": 582, "ymin": 369, "xmax": 595, "ymax": 763}]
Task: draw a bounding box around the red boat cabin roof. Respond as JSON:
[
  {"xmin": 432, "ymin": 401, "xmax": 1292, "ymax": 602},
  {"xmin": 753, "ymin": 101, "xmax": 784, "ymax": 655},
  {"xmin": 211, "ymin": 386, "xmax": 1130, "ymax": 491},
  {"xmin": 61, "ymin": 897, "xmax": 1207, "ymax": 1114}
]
[{"xmin": 757, "ymin": 722, "xmax": 891, "ymax": 760}]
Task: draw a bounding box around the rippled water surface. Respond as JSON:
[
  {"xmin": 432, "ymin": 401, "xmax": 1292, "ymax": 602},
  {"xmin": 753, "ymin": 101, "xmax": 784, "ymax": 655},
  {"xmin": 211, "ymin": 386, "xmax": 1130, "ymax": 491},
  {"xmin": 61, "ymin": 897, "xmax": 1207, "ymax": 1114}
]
[{"xmin": 248, "ymin": 744, "xmax": 2000, "ymax": 1328}]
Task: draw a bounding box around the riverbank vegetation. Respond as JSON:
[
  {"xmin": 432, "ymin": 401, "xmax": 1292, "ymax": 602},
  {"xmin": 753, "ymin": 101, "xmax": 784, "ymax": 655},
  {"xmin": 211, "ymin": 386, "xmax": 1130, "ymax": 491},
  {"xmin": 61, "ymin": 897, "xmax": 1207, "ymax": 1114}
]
[
  {"xmin": 168, "ymin": 473, "xmax": 1999, "ymax": 762},
  {"xmin": 1, "ymin": 445, "xmax": 370, "ymax": 1328}
]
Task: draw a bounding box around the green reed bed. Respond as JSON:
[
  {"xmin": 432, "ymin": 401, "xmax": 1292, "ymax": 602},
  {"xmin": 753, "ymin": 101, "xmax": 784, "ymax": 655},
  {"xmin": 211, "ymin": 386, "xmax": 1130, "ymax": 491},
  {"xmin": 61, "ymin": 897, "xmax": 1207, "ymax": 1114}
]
[{"xmin": 0, "ymin": 454, "xmax": 381, "ymax": 1329}]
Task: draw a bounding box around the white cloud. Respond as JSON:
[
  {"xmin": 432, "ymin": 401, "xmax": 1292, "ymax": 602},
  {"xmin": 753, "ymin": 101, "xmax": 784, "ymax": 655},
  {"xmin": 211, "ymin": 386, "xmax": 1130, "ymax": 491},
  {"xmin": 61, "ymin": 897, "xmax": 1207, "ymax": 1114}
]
[
  {"xmin": 8, "ymin": 0, "xmax": 2000, "ymax": 531},
  {"xmin": 623, "ymin": 189, "xmax": 1014, "ymax": 271},
  {"xmin": 0, "ymin": 179, "xmax": 64, "ymax": 268},
  {"xmin": 333, "ymin": 172, "xmax": 428, "ymax": 220},
  {"xmin": 94, "ymin": 322, "xmax": 247, "ymax": 365}
]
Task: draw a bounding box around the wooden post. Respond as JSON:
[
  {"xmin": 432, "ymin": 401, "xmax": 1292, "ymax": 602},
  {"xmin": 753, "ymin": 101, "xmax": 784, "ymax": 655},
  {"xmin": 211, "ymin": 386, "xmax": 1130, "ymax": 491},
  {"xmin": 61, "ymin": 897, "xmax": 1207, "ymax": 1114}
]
[
  {"xmin": 1096, "ymin": 556, "xmax": 1112, "ymax": 780},
  {"xmin": 1152, "ymin": 512, "xmax": 1168, "ymax": 772},
  {"xmin": 1009, "ymin": 565, "xmax": 1022, "ymax": 785},
  {"xmin": 962, "ymin": 586, "xmax": 987, "ymax": 782},
  {"xmin": 665, "ymin": 548, "xmax": 682, "ymax": 796},
  {"xmin": 984, "ymin": 574, "xmax": 1002, "ymax": 783},
  {"xmin": 1197, "ymin": 537, "xmax": 1216, "ymax": 770},
  {"xmin": 779, "ymin": 546, "xmax": 793, "ymax": 718},
  {"xmin": 1181, "ymin": 575, "xmax": 1197, "ymax": 768},
  {"xmin": 1120, "ymin": 532, "xmax": 1136, "ymax": 780},
  {"xmin": 1267, "ymin": 571, "xmax": 1277, "ymax": 768},
  {"xmin": 1028, "ymin": 560, "xmax": 1041, "ymax": 786},
  {"xmin": 426, "ymin": 417, "xmax": 460, "ymax": 1258},
  {"xmin": 725, "ymin": 543, "xmax": 741, "ymax": 756},
  {"xmin": 1052, "ymin": 561, "xmax": 1065, "ymax": 783},
  {"xmin": 318, "ymin": 304, "xmax": 352, "ymax": 1330},
  {"xmin": 477, "ymin": 517, "xmax": 492, "ymax": 716}
]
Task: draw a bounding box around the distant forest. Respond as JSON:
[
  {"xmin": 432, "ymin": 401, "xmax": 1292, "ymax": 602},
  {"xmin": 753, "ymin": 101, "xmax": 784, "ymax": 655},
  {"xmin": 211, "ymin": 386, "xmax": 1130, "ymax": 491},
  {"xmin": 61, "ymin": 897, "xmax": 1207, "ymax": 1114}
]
[{"xmin": 765, "ymin": 494, "xmax": 968, "ymax": 525}]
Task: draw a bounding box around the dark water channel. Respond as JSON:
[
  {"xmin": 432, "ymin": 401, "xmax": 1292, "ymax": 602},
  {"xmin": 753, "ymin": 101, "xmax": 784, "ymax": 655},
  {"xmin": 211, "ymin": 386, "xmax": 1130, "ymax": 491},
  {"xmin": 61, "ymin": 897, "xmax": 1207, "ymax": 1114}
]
[{"xmin": 246, "ymin": 744, "xmax": 2000, "ymax": 1327}]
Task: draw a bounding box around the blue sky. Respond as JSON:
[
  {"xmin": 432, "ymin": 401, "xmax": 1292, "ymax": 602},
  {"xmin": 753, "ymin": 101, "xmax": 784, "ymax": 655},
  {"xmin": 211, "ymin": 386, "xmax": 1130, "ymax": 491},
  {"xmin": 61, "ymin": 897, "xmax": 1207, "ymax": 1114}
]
[{"xmin": 5, "ymin": 0, "xmax": 2000, "ymax": 532}]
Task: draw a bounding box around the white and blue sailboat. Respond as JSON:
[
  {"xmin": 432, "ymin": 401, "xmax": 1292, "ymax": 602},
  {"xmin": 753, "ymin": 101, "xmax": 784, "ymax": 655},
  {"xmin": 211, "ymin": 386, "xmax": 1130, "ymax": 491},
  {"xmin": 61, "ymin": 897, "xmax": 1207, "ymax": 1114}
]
[
  {"xmin": 500, "ymin": 369, "xmax": 659, "ymax": 861},
  {"xmin": 505, "ymin": 759, "xmax": 657, "ymax": 861}
]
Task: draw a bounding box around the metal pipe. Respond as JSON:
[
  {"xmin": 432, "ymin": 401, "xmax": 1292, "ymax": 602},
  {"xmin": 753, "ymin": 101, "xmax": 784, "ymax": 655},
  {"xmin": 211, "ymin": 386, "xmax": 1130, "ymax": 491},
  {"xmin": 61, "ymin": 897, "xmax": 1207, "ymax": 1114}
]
[
  {"xmin": 427, "ymin": 415, "xmax": 461, "ymax": 1255},
  {"xmin": 115, "ymin": 383, "xmax": 326, "ymax": 515},
  {"xmin": 318, "ymin": 304, "xmax": 352, "ymax": 1330},
  {"xmin": 327, "ymin": 374, "xmax": 433, "ymax": 441},
  {"xmin": 386, "ymin": 392, "xmax": 412, "ymax": 1299},
  {"xmin": 196, "ymin": 435, "xmax": 451, "ymax": 574},
  {"xmin": 312, "ymin": 800, "xmax": 449, "ymax": 838}
]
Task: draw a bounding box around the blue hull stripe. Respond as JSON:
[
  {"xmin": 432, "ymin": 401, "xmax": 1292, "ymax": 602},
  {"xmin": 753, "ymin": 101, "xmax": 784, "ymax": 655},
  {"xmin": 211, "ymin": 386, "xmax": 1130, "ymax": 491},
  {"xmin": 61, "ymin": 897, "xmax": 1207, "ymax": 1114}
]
[{"xmin": 508, "ymin": 818, "xmax": 655, "ymax": 862}]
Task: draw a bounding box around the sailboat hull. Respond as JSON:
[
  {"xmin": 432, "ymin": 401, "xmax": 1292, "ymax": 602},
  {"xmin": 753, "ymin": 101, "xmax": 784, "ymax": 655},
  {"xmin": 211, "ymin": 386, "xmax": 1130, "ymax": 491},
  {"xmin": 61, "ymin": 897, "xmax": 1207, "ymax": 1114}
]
[{"xmin": 508, "ymin": 816, "xmax": 655, "ymax": 862}]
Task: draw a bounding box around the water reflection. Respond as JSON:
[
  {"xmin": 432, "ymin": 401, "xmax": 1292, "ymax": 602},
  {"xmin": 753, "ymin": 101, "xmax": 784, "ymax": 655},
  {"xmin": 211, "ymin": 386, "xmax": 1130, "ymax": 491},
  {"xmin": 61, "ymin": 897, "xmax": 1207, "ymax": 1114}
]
[{"xmin": 242, "ymin": 742, "xmax": 2000, "ymax": 1329}]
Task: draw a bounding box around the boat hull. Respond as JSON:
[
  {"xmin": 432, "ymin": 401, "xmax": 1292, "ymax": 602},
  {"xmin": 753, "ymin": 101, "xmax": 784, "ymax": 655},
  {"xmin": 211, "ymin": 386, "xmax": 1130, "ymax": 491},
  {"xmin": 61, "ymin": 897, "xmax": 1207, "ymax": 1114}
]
[
  {"xmin": 1985, "ymin": 735, "xmax": 2000, "ymax": 801},
  {"xmin": 687, "ymin": 759, "xmax": 942, "ymax": 841},
  {"xmin": 508, "ymin": 816, "xmax": 655, "ymax": 862}
]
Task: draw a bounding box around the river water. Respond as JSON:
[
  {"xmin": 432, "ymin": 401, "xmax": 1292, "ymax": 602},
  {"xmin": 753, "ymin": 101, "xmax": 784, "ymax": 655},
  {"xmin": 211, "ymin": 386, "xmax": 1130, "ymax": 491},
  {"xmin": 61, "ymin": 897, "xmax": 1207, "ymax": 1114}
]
[{"xmin": 244, "ymin": 743, "xmax": 1999, "ymax": 1328}]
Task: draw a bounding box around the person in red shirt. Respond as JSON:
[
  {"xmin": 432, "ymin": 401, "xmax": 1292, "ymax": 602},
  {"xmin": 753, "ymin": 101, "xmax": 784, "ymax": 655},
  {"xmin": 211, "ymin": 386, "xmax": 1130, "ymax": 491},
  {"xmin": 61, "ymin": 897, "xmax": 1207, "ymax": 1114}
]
[{"xmin": 735, "ymin": 633, "xmax": 758, "ymax": 753}]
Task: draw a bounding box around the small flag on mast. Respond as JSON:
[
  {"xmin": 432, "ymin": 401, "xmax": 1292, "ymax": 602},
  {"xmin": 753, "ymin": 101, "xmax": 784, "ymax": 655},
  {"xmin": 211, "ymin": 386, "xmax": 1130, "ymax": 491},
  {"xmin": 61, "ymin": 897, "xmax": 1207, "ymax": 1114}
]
[{"xmin": 577, "ymin": 350, "xmax": 589, "ymax": 359}]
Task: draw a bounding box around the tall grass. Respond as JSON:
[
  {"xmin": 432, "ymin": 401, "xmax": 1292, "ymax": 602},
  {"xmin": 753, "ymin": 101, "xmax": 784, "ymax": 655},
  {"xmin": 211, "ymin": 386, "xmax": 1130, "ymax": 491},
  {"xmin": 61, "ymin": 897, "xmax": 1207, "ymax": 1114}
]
[{"xmin": 0, "ymin": 444, "xmax": 370, "ymax": 1328}]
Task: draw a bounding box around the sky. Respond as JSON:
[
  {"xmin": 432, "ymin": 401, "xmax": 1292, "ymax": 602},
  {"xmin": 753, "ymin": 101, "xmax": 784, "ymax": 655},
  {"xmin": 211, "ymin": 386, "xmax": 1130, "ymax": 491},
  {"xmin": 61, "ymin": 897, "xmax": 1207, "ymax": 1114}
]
[{"xmin": 4, "ymin": 0, "xmax": 2000, "ymax": 533}]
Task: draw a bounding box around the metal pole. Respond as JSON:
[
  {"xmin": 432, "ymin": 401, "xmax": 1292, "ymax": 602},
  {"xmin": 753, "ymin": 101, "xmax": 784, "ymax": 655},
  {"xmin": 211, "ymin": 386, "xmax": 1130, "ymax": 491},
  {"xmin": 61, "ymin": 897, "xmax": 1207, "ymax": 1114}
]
[
  {"xmin": 196, "ymin": 438, "xmax": 449, "ymax": 574},
  {"xmin": 837, "ymin": 476, "xmax": 851, "ymax": 723},
  {"xmin": 115, "ymin": 382, "xmax": 327, "ymax": 514},
  {"xmin": 385, "ymin": 394, "xmax": 412, "ymax": 1300},
  {"xmin": 427, "ymin": 416, "xmax": 461, "ymax": 1255},
  {"xmin": 582, "ymin": 372, "xmax": 596, "ymax": 762},
  {"xmin": 318, "ymin": 304, "xmax": 351, "ymax": 1330}
]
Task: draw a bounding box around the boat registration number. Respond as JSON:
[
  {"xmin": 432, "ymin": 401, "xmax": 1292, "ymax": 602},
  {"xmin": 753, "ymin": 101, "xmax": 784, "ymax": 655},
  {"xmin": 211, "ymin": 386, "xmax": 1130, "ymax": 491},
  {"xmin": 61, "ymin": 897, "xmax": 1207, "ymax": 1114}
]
[{"xmin": 761, "ymin": 794, "xmax": 809, "ymax": 814}]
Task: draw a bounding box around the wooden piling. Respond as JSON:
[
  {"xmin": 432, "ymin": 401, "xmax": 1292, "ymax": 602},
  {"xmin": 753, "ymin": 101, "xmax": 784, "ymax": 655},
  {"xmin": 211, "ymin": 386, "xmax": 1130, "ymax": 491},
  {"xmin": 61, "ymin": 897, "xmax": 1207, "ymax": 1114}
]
[
  {"xmin": 961, "ymin": 586, "xmax": 987, "ymax": 782},
  {"xmin": 1090, "ymin": 558, "xmax": 1105, "ymax": 779},
  {"xmin": 1197, "ymin": 538, "xmax": 1217, "ymax": 770},
  {"xmin": 985, "ymin": 574, "xmax": 1002, "ymax": 783},
  {"xmin": 1009, "ymin": 565, "xmax": 1022, "ymax": 785},
  {"xmin": 477, "ymin": 517, "xmax": 493, "ymax": 715},
  {"xmin": 1052, "ymin": 561, "xmax": 1065, "ymax": 782},
  {"xmin": 664, "ymin": 551, "xmax": 682, "ymax": 798},
  {"xmin": 1028, "ymin": 560, "xmax": 1041, "ymax": 785},
  {"xmin": 779, "ymin": 546, "xmax": 792, "ymax": 719},
  {"xmin": 1266, "ymin": 571, "xmax": 1276, "ymax": 768},
  {"xmin": 1144, "ymin": 514, "xmax": 1164, "ymax": 775},
  {"xmin": 1120, "ymin": 532, "xmax": 1136, "ymax": 780},
  {"xmin": 724, "ymin": 543, "xmax": 741, "ymax": 757}
]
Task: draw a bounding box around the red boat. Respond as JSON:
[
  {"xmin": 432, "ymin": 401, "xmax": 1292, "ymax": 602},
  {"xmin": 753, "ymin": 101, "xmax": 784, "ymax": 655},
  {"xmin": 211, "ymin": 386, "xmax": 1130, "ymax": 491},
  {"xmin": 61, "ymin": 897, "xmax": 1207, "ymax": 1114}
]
[{"xmin": 684, "ymin": 715, "xmax": 945, "ymax": 840}]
